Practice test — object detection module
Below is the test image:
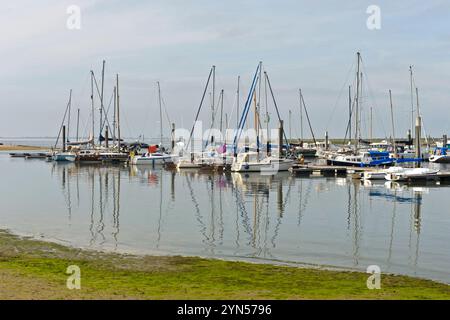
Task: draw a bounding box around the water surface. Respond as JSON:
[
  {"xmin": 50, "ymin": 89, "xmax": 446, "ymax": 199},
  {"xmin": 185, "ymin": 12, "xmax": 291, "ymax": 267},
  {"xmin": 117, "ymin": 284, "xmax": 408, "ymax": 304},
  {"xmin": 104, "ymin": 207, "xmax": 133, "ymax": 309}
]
[{"xmin": 1, "ymin": 152, "xmax": 450, "ymax": 283}]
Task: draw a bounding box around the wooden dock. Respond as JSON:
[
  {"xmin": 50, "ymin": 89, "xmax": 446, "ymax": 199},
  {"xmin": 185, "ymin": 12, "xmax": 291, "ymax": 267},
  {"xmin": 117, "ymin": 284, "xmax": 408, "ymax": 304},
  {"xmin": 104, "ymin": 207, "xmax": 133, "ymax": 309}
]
[{"xmin": 289, "ymin": 164, "xmax": 374, "ymax": 177}]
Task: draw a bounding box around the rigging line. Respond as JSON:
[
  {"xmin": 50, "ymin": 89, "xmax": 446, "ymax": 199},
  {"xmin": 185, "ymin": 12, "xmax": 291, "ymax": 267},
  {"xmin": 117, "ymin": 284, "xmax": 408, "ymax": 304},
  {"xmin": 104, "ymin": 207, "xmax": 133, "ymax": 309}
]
[
  {"xmin": 325, "ymin": 59, "xmax": 356, "ymax": 131},
  {"xmin": 186, "ymin": 67, "xmax": 214, "ymax": 151},
  {"xmin": 205, "ymin": 90, "xmax": 224, "ymax": 148},
  {"xmin": 264, "ymin": 71, "xmax": 290, "ymax": 147},
  {"xmin": 300, "ymin": 91, "xmax": 317, "ymax": 145},
  {"xmin": 92, "ymin": 73, "xmax": 114, "ymax": 138},
  {"xmin": 360, "ymin": 58, "xmax": 387, "ymax": 138},
  {"xmin": 54, "ymin": 91, "xmax": 72, "ymax": 149},
  {"xmin": 161, "ymin": 96, "xmax": 172, "ymax": 128},
  {"xmin": 100, "ymin": 90, "xmax": 115, "ymax": 134}
]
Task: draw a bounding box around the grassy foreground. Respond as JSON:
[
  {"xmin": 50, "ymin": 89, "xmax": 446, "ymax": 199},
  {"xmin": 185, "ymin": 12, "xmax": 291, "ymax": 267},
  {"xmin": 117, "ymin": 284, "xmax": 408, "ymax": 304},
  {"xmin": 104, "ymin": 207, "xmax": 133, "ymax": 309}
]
[{"xmin": 0, "ymin": 230, "xmax": 449, "ymax": 300}]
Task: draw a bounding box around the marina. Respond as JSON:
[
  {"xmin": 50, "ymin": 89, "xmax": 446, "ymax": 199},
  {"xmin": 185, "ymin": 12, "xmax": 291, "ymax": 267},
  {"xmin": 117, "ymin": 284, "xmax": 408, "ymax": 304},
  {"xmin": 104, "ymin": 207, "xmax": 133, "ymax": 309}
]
[
  {"xmin": 3, "ymin": 1, "xmax": 450, "ymax": 302},
  {"xmin": 2, "ymin": 150, "xmax": 450, "ymax": 284}
]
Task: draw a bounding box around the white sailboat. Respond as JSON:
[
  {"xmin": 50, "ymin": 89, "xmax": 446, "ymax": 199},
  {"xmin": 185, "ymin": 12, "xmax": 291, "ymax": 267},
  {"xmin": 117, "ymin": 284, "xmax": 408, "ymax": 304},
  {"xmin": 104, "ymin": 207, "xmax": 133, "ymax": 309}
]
[{"xmin": 131, "ymin": 82, "xmax": 173, "ymax": 166}]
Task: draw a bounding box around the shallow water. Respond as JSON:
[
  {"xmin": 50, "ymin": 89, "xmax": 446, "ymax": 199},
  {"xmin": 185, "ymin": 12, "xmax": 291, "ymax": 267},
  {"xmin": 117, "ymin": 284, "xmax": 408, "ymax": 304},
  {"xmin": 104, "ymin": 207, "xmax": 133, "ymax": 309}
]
[{"xmin": 1, "ymin": 152, "xmax": 450, "ymax": 283}]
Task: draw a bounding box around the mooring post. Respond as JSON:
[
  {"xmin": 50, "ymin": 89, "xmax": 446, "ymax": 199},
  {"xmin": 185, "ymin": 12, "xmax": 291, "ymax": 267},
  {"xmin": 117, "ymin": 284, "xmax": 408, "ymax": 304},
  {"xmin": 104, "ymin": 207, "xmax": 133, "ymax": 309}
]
[
  {"xmin": 105, "ymin": 126, "xmax": 109, "ymax": 148},
  {"xmin": 62, "ymin": 125, "xmax": 66, "ymax": 152},
  {"xmin": 325, "ymin": 131, "xmax": 329, "ymax": 151},
  {"xmin": 278, "ymin": 120, "xmax": 284, "ymax": 157},
  {"xmin": 407, "ymin": 129, "xmax": 412, "ymax": 145},
  {"xmin": 415, "ymin": 115, "xmax": 422, "ymax": 164},
  {"xmin": 171, "ymin": 123, "xmax": 175, "ymax": 150}
]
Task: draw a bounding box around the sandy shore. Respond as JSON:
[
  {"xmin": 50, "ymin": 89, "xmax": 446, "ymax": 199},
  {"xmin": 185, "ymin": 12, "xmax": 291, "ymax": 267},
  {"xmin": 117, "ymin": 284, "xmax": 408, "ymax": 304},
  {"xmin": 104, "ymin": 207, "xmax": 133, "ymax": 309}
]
[{"xmin": 0, "ymin": 144, "xmax": 50, "ymax": 151}]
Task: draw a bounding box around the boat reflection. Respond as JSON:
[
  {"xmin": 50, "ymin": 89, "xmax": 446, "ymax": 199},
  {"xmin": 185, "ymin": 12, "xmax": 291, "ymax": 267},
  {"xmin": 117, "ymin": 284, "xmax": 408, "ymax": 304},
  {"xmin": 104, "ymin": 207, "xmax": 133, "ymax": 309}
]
[{"xmin": 48, "ymin": 162, "xmax": 448, "ymax": 279}]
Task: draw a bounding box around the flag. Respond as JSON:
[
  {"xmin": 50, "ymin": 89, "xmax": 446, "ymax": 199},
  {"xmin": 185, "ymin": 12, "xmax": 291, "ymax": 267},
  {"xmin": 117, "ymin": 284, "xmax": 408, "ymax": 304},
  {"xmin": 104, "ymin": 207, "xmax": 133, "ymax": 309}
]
[{"xmin": 217, "ymin": 144, "xmax": 226, "ymax": 154}]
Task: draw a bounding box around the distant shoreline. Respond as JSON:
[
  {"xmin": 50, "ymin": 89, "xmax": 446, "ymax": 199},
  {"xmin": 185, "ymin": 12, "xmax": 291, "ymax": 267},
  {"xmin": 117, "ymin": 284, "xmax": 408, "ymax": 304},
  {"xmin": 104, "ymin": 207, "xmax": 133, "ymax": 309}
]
[{"xmin": 0, "ymin": 144, "xmax": 50, "ymax": 151}]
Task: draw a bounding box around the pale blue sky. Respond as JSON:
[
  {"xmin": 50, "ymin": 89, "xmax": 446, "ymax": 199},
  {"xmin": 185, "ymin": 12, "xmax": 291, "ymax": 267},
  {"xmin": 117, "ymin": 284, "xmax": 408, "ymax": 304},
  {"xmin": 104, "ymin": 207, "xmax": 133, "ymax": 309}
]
[{"xmin": 1, "ymin": 0, "xmax": 450, "ymax": 139}]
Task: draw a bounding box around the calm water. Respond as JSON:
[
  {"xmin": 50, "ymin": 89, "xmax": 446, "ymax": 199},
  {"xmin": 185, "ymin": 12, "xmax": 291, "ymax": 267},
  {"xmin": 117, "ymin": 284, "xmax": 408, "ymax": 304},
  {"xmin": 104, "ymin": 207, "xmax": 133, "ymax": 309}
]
[{"xmin": 1, "ymin": 151, "xmax": 450, "ymax": 283}]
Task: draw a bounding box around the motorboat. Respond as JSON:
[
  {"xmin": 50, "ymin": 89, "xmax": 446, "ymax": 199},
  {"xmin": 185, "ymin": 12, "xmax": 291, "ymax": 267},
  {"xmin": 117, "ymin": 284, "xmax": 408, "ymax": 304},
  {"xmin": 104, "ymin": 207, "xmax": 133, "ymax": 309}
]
[
  {"xmin": 429, "ymin": 147, "xmax": 450, "ymax": 163},
  {"xmin": 131, "ymin": 152, "xmax": 174, "ymax": 165},
  {"xmin": 385, "ymin": 167, "xmax": 439, "ymax": 182}
]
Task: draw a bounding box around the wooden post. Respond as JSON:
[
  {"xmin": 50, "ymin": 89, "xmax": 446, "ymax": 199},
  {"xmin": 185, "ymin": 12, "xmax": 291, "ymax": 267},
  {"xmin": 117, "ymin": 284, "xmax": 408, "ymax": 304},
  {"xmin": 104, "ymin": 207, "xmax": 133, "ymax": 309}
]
[
  {"xmin": 278, "ymin": 120, "xmax": 283, "ymax": 157},
  {"xmin": 105, "ymin": 126, "xmax": 109, "ymax": 148},
  {"xmin": 443, "ymin": 134, "xmax": 448, "ymax": 148},
  {"xmin": 325, "ymin": 131, "xmax": 329, "ymax": 151},
  {"xmin": 62, "ymin": 125, "xmax": 66, "ymax": 152}
]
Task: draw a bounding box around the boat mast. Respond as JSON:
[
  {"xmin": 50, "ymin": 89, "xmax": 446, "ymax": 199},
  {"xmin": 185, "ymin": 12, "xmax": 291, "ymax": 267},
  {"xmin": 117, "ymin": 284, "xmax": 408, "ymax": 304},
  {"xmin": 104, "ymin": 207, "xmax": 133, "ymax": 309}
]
[
  {"xmin": 299, "ymin": 89, "xmax": 303, "ymax": 146},
  {"xmin": 211, "ymin": 66, "xmax": 216, "ymax": 145},
  {"xmin": 257, "ymin": 61, "xmax": 262, "ymax": 154},
  {"xmin": 409, "ymin": 66, "xmax": 414, "ymax": 138},
  {"xmin": 67, "ymin": 89, "xmax": 72, "ymax": 143},
  {"xmin": 76, "ymin": 108, "xmax": 80, "ymax": 142},
  {"xmin": 100, "ymin": 60, "xmax": 105, "ymax": 145},
  {"xmin": 157, "ymin": 81, "xmax": 163, "ymax": 147},
  {"xmin": 116, "ymin": 74, "xmax": 121, "ymax": 150},
  {"xmin": 354, "ymin": 52, "xmax": 361, "ymax": 152},
  {"xmin": 219, "ymin": 89, "xmax": 224, "ymax": 134},
  {"xmin": 236, "ymin": 75, "xmax": 240, "ymax": 128},
  {"xmin": 348, "ymin": 85, "xmax": 352, "ymax": 144},
  {"xmin": 90, "ymin": 71, "xmax": 95, "ymax": 148},
  {"xmin": 389, "ymin": 90, "xmax": 397, "ymax": 158},
  {"xmin": 265, "ymin": 74, "xmax": 269, "ymax": 153},
  {"xmin": 113, "ymin": 86, "xmax": 116, "ymax": 147},
  {"xmin": 288, "ymin": 109, "xmax": 292, "ymax": 142}
]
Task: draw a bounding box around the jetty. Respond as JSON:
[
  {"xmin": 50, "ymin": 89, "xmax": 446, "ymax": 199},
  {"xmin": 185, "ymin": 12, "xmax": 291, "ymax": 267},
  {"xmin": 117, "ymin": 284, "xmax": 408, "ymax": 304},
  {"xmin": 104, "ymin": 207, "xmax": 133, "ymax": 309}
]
[{"xmin": 289, "ymin": 164, "xmax": 375, "ymax": 176}]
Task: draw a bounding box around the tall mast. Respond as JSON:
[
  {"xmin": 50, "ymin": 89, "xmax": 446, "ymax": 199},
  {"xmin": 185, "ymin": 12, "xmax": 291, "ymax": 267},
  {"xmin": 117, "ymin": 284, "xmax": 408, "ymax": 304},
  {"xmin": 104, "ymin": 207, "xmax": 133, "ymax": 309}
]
[
  {"xmin": 236, "ymin": 75, "xmax": 240, "ymax": 128},
  {"xmin": 116, "ymin": 74, "xmax": 121, "ymax": 150},
  {"xmin": 76, "ymin": 108, "xmax": 80, "ymax": 142},
  {"xmin": 299, "ymin": 89, "xmax": 303, "ymax": 144},
  {"xmin": 212, "ymin": 65, "xmax": 216, "ymax": 126},
  {"xmin": 157, "ymin": 81, "xmax": 163, "ymax": 146},
  {"xmin": 100, "ymin": 60, "xmax": 105, "ymax": 144},
  {"xmin": 67, "ymin": 89, "xmax": 72, "ymax": 142},
  {"xmin": 113, "ymin": 86, "xmax": 116, "ymax": 146},
  {"xmin": 354, "ymin": 52, "xmax": 361, "ymax": 152},
  {"xmin": 257, "ymin": 61, "xmax": 262, "ymax": 151},
  {"xmin": 409, "ymin": 66, "xmax": 414, "ymax": 137},
  {"xmin": 265, "ymin": 74, "xmax": 269, "ymax": 148},
  {"xmin": 348, "ymin": 85, "xmax": 352, "ymax": 144},
  {"xmin": 90, "ymin": 71, "xmax": 95, "ymax": 148},
  {"xmin": 219, "ymin": 89, "xmax": 224, "ymax": 134},
  {"xmin": 288, "ymin": 109, "xmax": 292, "ymax": 142},
  {"xmin": 389, "ymin": 90, "xmax": 397, "ymax": 158}
]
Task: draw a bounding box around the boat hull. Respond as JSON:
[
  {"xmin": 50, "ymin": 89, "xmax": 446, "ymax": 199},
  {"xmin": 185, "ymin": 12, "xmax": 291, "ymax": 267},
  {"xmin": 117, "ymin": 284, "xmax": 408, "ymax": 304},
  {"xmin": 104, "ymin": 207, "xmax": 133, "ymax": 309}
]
[
  {"xmin": 53, "ymin": 153, "xmax": 76, "ymax": 162},
  {"xmin": 429, "ymin": 155, "xmax": 450, "ymax": 163}
]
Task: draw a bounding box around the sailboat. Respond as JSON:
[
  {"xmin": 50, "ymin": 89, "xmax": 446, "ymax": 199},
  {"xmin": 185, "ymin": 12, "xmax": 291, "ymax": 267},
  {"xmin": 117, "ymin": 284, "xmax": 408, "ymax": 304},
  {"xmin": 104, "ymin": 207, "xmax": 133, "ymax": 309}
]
[
  {"xmin": 76, "ymin": 69, "xmax": 128, "ymax": 163},
  {"xmin": 53, "ymin": 90, "xmax": 77, "ymax": 162},
  {"xmin": 131, "ymin": 82, "xmax": 174, "ymax": 165},
  {"xmin": 230, "ymin": 62, "xmax": 294, "ymax": 173}
]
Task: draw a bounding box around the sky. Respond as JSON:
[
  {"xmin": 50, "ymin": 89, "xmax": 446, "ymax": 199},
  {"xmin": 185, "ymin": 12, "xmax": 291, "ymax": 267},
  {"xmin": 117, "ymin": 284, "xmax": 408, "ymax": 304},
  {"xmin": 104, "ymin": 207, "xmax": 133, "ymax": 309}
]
[{"xmin": 1, "ymin": 0, "xmax": 450, "ymax": 140}]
